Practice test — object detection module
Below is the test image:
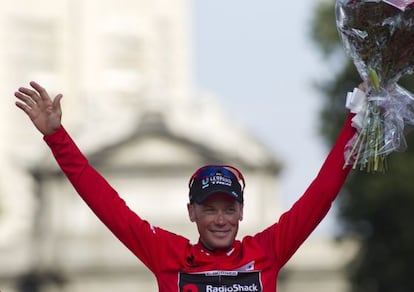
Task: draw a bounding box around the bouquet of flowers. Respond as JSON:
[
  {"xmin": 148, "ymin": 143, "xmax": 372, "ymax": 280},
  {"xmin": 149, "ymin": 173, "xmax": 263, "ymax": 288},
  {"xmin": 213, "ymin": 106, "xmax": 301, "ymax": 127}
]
[{"xmin": 336, "ymin": 0, "xmax": 414, "ymax": 172}]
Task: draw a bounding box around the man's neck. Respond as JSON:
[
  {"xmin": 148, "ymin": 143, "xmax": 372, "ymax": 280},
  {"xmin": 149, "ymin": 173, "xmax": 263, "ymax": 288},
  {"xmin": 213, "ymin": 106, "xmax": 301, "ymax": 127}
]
[{"xmin": 199, "ymin": 239, "xmax": 234, "ymax": 254}]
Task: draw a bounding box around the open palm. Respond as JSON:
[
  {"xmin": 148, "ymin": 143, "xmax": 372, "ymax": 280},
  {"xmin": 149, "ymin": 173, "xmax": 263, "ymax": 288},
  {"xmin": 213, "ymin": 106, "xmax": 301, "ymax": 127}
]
[{"xmin": 15, "ymin": 81, "xmax": 63, "ymax": 136}]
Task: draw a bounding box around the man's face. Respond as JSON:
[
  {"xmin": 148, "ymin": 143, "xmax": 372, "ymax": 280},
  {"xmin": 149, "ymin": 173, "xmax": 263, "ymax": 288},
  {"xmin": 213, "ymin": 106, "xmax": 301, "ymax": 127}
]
[{"xmin": 187, "ymin": 193, "xmax": 243, "ymax": 250}]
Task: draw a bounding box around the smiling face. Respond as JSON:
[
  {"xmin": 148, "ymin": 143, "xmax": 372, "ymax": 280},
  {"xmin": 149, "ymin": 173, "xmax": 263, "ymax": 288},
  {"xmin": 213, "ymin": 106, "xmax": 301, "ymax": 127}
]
[{"xmin": 187, "ymin": 193, "xmax": 243, "ymax": 251}]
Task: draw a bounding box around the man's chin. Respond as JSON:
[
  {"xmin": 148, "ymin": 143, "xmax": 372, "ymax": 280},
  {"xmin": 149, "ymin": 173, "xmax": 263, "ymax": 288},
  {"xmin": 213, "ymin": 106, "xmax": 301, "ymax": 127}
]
[{"xmin": 209, "ymin": 238, "xmax": 234, "ymax": 250}]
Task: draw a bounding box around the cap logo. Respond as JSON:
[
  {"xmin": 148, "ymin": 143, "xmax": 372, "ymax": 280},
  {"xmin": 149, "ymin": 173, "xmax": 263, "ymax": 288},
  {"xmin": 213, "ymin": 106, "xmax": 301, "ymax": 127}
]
[
  {"xmin": 188, "ymin": 165, "xmax": 245, "ymax": 204},
  {"xmin": 201, "ymin": 178, "xmax": 210, "ymax": 189},
  {"xmin": 201, "ymin": 173, "xmax": 232, "ymax": 190},
  {"xmin": 231, "ymin": 191, "xmax": 239, "ymax": 198}
]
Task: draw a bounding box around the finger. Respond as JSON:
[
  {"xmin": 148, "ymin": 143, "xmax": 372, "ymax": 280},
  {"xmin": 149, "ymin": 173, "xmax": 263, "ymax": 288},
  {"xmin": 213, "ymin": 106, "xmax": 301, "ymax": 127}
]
[
  {"xmin": 18, "ymin": 87, "xmax": 41, "ymax": 102},
  {"xmin": 30, "ymin": 81, "xmax": 50, "ymax": 100},
  {"xmin": 358, "ymin": 82, "xmax": 366, "ymax": 92},
  {"xmin": 52, "ymin": 94, "xmax": 63, "ymax": 111},
  {"xmin": 15, "ymin": 91, "xmax": 36, "ymax": 106},
  {"xmin": 53, "ymin": 94, "xmax": 63, "ymax": 105},
  {"xmin": 15, "ymin": 101, "xmax": 33, "ymax": 116}
]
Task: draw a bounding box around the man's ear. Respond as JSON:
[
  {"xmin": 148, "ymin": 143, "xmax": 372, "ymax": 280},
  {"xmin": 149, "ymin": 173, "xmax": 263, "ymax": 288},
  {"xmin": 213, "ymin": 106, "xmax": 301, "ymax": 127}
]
[
  {"xmin": 239, "ymin": 203, "xmax": 244, "ymax": 221},
  {"xmin": 187, "ymin": 203, "xmax": 196, "ymax": 222}
]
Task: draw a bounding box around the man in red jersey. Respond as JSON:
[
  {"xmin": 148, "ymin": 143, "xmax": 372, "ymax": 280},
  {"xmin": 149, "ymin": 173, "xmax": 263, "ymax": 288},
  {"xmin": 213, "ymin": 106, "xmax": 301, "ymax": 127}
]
[{"xmin": 14, "ymin": 81, "xmax": 357, "ymax": 291}]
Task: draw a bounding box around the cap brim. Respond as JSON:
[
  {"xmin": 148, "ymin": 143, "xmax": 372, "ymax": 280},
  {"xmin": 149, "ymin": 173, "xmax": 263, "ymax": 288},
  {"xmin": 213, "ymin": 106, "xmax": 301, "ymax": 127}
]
[{"xmin": 193, "ymin": 189, "xmax": 242, "ymax": 204}]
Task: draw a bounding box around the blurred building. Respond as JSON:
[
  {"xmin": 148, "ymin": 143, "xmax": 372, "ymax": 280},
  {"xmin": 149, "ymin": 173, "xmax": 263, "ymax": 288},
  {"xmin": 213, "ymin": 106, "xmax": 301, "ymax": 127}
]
[{"xmin": 0, "ymin": 0, "xmax": 355, "ymax": 291}]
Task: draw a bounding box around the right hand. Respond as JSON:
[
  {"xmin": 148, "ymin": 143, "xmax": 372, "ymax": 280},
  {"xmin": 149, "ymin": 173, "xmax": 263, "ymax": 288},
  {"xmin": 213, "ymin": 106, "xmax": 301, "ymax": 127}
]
[{"xmin": 15, "ymin": 81, "xmax": 63, "ymax": 136}]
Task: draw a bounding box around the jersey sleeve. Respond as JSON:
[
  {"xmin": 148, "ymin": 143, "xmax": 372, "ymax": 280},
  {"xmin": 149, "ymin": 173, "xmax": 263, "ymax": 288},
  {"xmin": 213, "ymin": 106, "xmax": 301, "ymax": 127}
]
[
  {"xmin": 43, "ymin": 126, "xmax": 188, "ymax": 273},
  {"xmin": 254, "ymin": 113, "xmax": 356, "ymax": 267}
]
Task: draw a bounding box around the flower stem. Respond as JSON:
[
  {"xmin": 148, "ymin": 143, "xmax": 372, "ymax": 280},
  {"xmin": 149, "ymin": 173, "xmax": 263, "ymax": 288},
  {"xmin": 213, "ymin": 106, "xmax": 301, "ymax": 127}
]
[{"xmin": 369, "ymin": 69, "xmax": 380, "ymax": 92}]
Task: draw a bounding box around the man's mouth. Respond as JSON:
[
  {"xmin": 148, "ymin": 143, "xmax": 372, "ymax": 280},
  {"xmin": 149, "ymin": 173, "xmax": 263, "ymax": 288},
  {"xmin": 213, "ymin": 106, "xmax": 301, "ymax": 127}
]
[{"xmin": 211, "ymin": 230, "xmax": 230, "ymax": 237}]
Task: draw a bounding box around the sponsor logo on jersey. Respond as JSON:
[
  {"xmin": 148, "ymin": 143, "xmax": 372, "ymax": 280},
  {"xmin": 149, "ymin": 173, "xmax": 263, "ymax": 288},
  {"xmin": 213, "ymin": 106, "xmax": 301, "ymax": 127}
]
[
  {"xmin": 205, "ymin": 283, "xmax": 259, "ymax": 292},
  {"xmin": 182, "ymin": 283, "xmax": 199, "ymax": 292},
  {"xmin": 179, "ymin": 270, "xmax": 262, "ymax": 292}
]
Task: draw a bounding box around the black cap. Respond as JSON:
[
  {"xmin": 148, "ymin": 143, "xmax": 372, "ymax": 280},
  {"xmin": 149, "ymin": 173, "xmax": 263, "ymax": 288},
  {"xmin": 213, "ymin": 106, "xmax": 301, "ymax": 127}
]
[{"xmin": 188, "ymin": 165, "xmax": 244, "ymax": 204}]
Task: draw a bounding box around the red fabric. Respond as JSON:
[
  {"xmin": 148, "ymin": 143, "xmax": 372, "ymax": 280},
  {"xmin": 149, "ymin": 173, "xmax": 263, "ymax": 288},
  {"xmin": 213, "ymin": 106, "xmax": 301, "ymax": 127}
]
[{"xmin": 44, "ymin": 114, "xmax": 355, "ymax": 291}]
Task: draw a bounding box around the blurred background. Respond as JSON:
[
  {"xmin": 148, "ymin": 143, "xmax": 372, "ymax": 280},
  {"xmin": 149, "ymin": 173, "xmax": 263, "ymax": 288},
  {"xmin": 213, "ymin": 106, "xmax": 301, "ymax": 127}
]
[{"xmin": 9, "ymin": 0, "xmax": 414, "ymax": 291}]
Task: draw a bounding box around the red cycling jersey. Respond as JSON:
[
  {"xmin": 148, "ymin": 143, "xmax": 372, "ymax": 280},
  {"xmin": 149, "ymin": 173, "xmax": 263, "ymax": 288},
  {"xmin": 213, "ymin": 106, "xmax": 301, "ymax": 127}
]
[{"xmin": 44, "ymin": 114, "xmax": 355, "ymax": 291}]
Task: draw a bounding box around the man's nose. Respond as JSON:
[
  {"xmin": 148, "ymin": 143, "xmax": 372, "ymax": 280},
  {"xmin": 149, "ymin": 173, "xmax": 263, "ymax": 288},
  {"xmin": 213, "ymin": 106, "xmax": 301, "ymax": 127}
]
[{"xmin": 214, "ymin": 211, "xmax": 226, "ymax": 225}]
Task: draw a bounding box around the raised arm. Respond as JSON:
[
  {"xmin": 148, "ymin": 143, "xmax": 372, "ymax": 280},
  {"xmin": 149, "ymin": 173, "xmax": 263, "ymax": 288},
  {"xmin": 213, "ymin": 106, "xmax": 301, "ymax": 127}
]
[
  {"xmin": 13, "ymin": 82, "xmax": 187, "ymax": 273},
  {"xmin": 271, "ymin": 111, "xmax": 356, "ymax": 266},
  {"xmin": 252, "ymin": 105, "xmax": 357, "ymax": 268},
  {"xmin": 14, "ymin": 81, "xmax": 63, "ymax": 136}
]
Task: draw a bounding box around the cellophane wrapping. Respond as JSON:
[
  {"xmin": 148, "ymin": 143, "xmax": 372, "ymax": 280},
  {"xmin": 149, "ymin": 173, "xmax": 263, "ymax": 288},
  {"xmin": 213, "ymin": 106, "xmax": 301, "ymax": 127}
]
[{"xmin": 336, "ymin": 0, "xmax": 414, "ymax": 172}]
